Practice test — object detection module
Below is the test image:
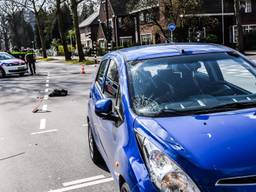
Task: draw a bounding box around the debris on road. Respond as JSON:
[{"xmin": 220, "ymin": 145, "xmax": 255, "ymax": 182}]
[
  {"xmin": 32, "ymin": 96, "xmax": 44, "ymax": 113},
  {"xmin": 49, "ymin": 89, "xmax": 68, "ymax": 97}
]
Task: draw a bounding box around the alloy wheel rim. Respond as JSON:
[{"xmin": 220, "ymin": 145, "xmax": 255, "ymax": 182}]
[
  {"xmin": 88, "ymin": 128, "xmax": 94, "ymax": 158},
  {"xmin": 121, "ymin": 187, "xmax": 128, "ymax": 192}
]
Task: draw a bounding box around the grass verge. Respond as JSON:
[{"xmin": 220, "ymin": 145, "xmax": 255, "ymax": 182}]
[
  {"xmin": 66, "ymin": 59, "xmax": 95, "ymax": 65},
  {"xmin": 37, "ymin": 57, "xmax": 57, "ymax": 62}
]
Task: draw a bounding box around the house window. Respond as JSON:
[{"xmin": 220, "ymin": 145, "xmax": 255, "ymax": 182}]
[
  {"xmin": 118, "ymin": 17, "xmax": 122, "ymax": 26},
  {"xmin": 245, "ymin": 0, "xmax": 252, "ymax": 13},
  {"xmin": 232, "ymin": 24, "xmax": 256, "ymax": 43},
  {"xmin": 120, "ymin": 36, "xmax": 132, "ymax": 47},
  {"xmin": 108, "ymin": 19, "xmax": 113, "ymax": 28},
  {"xmin": 139, "ymin": 13, "xmax": 144, "ymax": 22},
  {"xmin": 99, "ymin": 40, "xmax": 106, "ymax": 49},
  {"xmin": 141, "ymin": 34, "xmax": 152, "ymax": 45},
  {"xmin": 145, "ymin": 13, "xmax": 153, "ymax": 23}
]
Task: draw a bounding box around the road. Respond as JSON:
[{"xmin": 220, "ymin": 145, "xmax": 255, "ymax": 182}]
[{"xmin": 0, "ymin": 61, "xmax": 116, "ymax": 192}]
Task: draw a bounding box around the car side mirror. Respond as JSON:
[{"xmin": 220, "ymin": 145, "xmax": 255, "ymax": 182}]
[{"xmin": 95, "ymin": 99, "xmax": 119, "ymax": 121}]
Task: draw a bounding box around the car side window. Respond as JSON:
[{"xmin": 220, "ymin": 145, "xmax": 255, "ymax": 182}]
[
  {"xmin": 104, "ymin": 60, "xmax": 119, "ymax": 98},
  {"xmin": 104, "ymin": 59, "xmax": 124, "ymax": 124},
  {"xmin": 96, "ymin": 60, "xmax": 108, "ymax": 90}
]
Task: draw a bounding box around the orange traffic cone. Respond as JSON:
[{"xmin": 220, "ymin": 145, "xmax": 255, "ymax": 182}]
[{"xmin": 81, "ymin": 65, "xmax": 85, "ymax": 74}]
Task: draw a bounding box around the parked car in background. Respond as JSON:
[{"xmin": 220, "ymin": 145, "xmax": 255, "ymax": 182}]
[
  {"xmin": 0, "ymin": 52, "xmax": 28, "ymax": 78},
  {"xmin": 88, "ymin": 43, "xmax": 256, "ymax": 192}
]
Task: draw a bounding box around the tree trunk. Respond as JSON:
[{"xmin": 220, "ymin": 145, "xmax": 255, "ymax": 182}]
[
  {"xmin": 234, "ymin": 0, "xmax": 244, "ymax": 52},
  {"xmin": 71, "ymin": 0, "xmax": 84, "ymax": 62},
  {"xmin": 4, "ymin": 30, "xmax": 9, "ymax": 50},
  {"xmin": 56, "ymin": 0, "xmax": 71, "ymax": 61},
  {"xmin": 35, "ymin": 14, "xmax": 47, "ymax": 58}
]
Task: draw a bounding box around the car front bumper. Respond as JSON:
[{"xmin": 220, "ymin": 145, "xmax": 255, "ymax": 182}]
[
  {"xmin": 131, "ymin": 176, "xmax": 256, "ymax": 192},
  {"xmin": 2, "ymin": 65, "xmax": 28, "ymax": 75}
]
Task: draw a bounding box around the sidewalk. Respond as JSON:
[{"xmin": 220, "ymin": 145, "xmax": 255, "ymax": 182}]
[
  {"xmin": 245, "ymin": 50, "xmax": 256, "ymax": 56},
  {"xmin": 48, "ymin": 56, "xmax": 102, "ymax": 62}
]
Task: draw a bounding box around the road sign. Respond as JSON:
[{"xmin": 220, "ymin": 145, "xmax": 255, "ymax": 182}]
[{"xmin": 168, "ymin": 23, "xmax": 176, "ymax": 32}]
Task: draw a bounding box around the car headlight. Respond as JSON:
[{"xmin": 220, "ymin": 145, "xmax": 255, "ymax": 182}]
[
  {"xmin": 137, "ymin": 133, "xmax": 200, "ymax": 192},
  {"xmin": 3, "ymin": 63, "xmax": 12, "ymax": 66}
]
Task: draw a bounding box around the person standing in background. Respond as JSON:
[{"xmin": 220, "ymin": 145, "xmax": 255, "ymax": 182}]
[{"xmin": 25, "ymin": 50, "xmax": 36, "ymax": 75}]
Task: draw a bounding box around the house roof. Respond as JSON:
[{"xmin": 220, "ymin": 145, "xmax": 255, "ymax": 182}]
[
  {"xmin": 128, "ymin": 0, "xmax": 159, "ymax": 14},
  {"xmin": 79, "ymin": 10, "xmax": 99, "ymax": 28},
  {"xmin": 109, "ymin": 0, "xmax": 130, "ymax": 16},
  {"xmin": 106, "ymin": 43, "xmax": 233, "ymax": 61}
]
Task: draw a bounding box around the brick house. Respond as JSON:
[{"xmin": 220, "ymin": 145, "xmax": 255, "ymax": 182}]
[
  {"xmin": 129, "ymin": 0, "xmax": 168, "ymax": 45},
  {"xmin": 97, "ymin": 0, "xmax": 135, "ymax": 49},
  {"xmin": 186, "ymin": 0, "xmax": 256, "ymax": 46},
  {"xmin": 89, "ymin": 0, "xmax": 256, "ymax": 49},
  {"xmin": 79, "ymin": 11, "xmax": 99, "ymax": 49}
]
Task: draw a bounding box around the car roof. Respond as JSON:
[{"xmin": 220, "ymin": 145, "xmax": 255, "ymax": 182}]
[{"xmin": 108, "ymin": 43, "xmax": 233, "ymax": 62}]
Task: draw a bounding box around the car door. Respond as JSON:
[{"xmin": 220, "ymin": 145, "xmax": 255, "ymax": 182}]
[
  {"xmin": 90, "ymin": 59, "xmax": 109, "ymax": 153},
  {"xmin": 97, "ymin": 59, "xmax": 125, "ymax": 167}
]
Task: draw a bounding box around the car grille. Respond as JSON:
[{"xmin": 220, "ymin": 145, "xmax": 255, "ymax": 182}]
[
  {"xmin": 11, "ymin": 63, "xmax": 24, "ymax": 66},
  {"xmin": 216, "ymin": 175, "xmax": 256, "ymax": 186}
]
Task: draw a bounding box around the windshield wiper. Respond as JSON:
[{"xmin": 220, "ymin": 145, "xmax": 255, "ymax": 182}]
[
  {"xmin": 189, "ymin": 101, "xmax": 256, "ymax": 115},
  {"xmin": 152, "ymin": 101, "xmax": 256, "ymax": 117},
  {"xmin": 208, "ymin": 101, "xmax": 256, "ymax": 110},
  {"xmin": 154, "ymin": 108, "xmax": 197, "ymax": 117}
]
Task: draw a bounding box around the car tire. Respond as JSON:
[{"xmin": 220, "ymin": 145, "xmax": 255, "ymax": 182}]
[
  {"xmin": 19, "ymin": 73, "xmax": 25, "ymax": 77},
  {"xmin": 0, "ymin": 68, "xmax": 5, "ymax": 78},
  {"xmin": 120, "ymin": 183, "xmax": 131, "ymax": 192},
  {"xmin": 88, "ymin": 121, "xmax": 104, "ymax": 165}
]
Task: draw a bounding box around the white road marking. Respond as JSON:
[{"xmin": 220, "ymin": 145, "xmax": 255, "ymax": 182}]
[
  {"xmin": 45, "ymin": 89, "xmax": 49, "ymax": 93},
  {"xmin": 82, "ymin": 124, "xmax": 88, "ymax": 127},
  {"xmin": 46, "ymin": 80, "xmax": 50, "ymax": 83},
  {"xmin": 46, "ymin": 84, "xmax": 49, "ymax": 87},
  {"xmin": 42, "ymin": 104, "xmax": 48, "ymax": 112},
  {"xmin": 62, "ymin": 175, "xmax": 105, "ymax": 187},
  {"xmin": 47, "ymin": 76, "xmax": 50, "ymax": 79},
  {"xmin": 44, "ymin": 95, "xmax": 49, "ymax": 100},
  {"xmin": 40, "ymin": 119, "xmax": 46, "ymax": 129},
  {"xmin": 31, "ymin": 129, "xmax": 58, "ymax": 135},
  {"xmin": 49, "ymin": 178, "xmax": 114, "ymax": 192}
]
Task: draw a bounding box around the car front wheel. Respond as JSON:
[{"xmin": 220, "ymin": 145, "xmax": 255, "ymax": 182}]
[
  {"xmin": 120, "ymin": 183, "xmax": 131, "ymax": 192},
  {"xmin": 88, "ymin": 121, "xmax": 103, "ymax": 165},
  {"xmin": 0, "ymin": 68, "xmax": 5, "ymax": 78}
]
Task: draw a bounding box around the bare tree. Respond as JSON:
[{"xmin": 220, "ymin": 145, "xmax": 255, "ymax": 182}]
[
  {"xmin": 234, "ymin": 0, "xmax": 245, "ymax": 52},
  {"xmin": 0, "ymin": 15, "xmax": 10, "ymax": 50},
  {"xmin": 28, "ymin": 0, "xmax": 49, "ymax": 58},
  {"xmin": 13, "ymin": 0, "xmax": 50, "ymax": 58},
  {"xmin": 69, "ymin": 0, "xmax": 85, "ymax": 62},
  {"xmin": 0, "ymin": 0, "xmax": 23, "ymax": 49},
  {"xmin": 54, "ymin": 0, "xmax": 71, "ymax": 60}
]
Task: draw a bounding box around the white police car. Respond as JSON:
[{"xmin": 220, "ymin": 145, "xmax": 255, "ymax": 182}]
[{"xmin": 0, "ymin": 52, "xmax": 28, "ymax": 78}]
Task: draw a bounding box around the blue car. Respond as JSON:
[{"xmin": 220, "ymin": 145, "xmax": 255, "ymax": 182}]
[{"xmin": 87, "ymin": 43, "xmax": 256, "ymax": 192}]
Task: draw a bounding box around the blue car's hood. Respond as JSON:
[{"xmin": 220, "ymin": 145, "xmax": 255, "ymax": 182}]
[{"xmin": 137, "ymin": 108, "xmax": 256, "ymax": 184}]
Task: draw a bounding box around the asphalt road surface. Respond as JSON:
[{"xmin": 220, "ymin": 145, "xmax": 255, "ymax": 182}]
[{"xmin": 0, "ymin": 61, "xmax": 116, "ymax": 192}]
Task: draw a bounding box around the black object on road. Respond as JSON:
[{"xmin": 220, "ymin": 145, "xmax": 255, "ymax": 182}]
[{"xmin": 49, "ymin": 89, "xmax": 68, "ymax": 97}]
